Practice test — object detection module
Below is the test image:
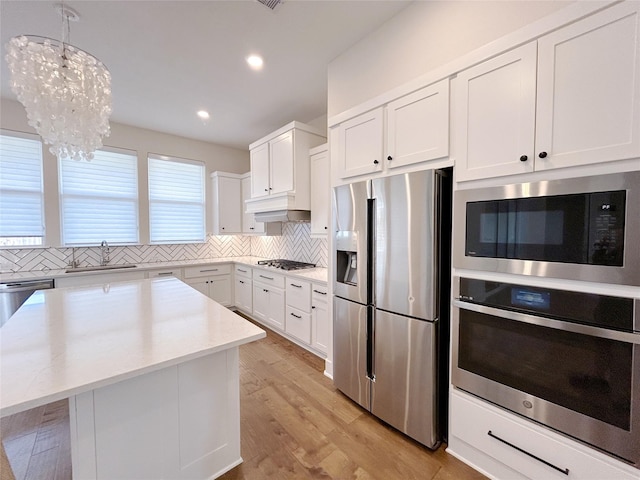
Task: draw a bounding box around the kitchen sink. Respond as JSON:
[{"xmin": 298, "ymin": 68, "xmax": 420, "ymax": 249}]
[{"xmin": 65, "ymin": 264, "xmax": 138, "ymax": 273}]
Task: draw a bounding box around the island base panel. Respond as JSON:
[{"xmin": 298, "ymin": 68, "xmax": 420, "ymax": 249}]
[{"xmin": 69, "ymin": 349, "xmax": 242, "ymax": 479}]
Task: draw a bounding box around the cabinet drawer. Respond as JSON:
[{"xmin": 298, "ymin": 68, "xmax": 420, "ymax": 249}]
[
  {"xmin": 285, "ymin": 305, "xmax": 311, "ymax": 344},
  {"xmin": 450, "ymin": 390, "xmax": 638, "ymax": 480},
  {"xmin": 312, "ymin": 284, "xmax": 328, "ymax": 302},
  {"xmin": 147, "ymin": 269, "xmax": 182, "ymax": 279},
  {"xmin": 183, "ymin": 264, "xmax": 231, "ymax": 279},
  {"xmin": 253, "ymin": 270, "xmax": 285, "ymax": 289},
  {"xmin": 234, "ymin": 265, "xmax": 252, "ymax": 279},
  {"xmin": 286, "ymin": 279, "xmax": 311, "ymax": 312}
]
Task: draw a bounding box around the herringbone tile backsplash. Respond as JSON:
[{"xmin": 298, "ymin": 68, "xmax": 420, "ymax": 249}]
[
  {"xmin": 0, "ymin": 223, "xmax": 327, "ymax": 273},
  {"xmin": 251, "ymin": 223, "xmax": 328, "ymax": 267}
]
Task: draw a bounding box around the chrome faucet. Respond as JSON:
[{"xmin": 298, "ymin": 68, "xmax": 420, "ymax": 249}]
[
  {"xmin": 68, "ymin": 247, "xmax": 80, "ymax": 269},
  {"xmin": 100, "ymin": 240, "xmax": 110, "ymax": 266}
]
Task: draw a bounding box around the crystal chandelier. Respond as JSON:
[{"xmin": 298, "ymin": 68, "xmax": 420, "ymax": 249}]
[{"xmin": 5, "ymin": 4, "xmax": 112, "ymax": 161}]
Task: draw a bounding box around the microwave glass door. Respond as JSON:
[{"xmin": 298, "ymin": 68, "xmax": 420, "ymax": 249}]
[{"xmin": 465, "ymin": 191, "xmax": 626, "ymax": 266}]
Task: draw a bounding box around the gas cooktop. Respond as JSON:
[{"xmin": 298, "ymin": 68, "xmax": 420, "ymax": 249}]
[{"xmin": 256, "ymin": 259, "xmax": 316, "ymax": 271}]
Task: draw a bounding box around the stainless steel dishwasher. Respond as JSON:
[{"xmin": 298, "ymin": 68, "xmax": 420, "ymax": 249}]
[{"xmin": 0, "ymin": 279, "xmax": 54, "ymax": 326}]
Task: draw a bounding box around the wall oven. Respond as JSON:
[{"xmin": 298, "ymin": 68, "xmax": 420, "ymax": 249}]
[
  {"xmin": 453, "ymin": 171, "xmax": 640, "ymax": 286},
  {"xmin": 451, "ymin": 276, "xmax": 640, "ymax": 467}
]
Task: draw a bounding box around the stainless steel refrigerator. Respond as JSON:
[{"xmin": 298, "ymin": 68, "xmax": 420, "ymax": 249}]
[{"xmin": 333, "ymin": 169, "xmax": 451, "ymax": 448}]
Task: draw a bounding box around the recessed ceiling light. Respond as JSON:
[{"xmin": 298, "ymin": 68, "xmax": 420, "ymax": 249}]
[
  {"xmin": 246, "ymin": 55, "xmax": 264, "ymax": 70},
  {"xmin": 197, "ymin": 110, "xmax": 210, "ymax": 120}
]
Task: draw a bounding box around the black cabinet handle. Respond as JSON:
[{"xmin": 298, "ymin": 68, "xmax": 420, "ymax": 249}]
[
  {"xmin": 519, "ymin": 155, "xmax": 528, "ymax": 162},
  {"xmin": 290, "ymin": 283, "xmax": 302, "ymax": 288},
  {"xmin": 239, "ymin": 280, "xmax": 245, "ymax": 284},
  {"xmin": 313, "ymin": 289, "xmax": 327, "ymax": 295},
  {"xmin": 250, "ymin": 227, "xmax": 254, "ymax": 230},
  {"xmin": 290, "ymin": 312, "xmax": 302, "ymax": 319},
  {"xmin": 263, "ymin": 289, "xmax": 269, "ymax": 293},
  {"xmin": 538, "ymin": 151, "xmax": 548, "ymax": 158},
  {"xmin": 264, "ymin": 188, "xmax": 268, "ymax": 192},
  {"xmin": 312, "ymin": 305, "xmax": 316, "ymax": 309},
  {"xmin": 487, "ymin": 431, "xmax": 569, "ymax": 476},
  {"xmin": 387, "ymin": 155, "xmax": 392, "ymax": 161},
  {"xmin": 373, "ymin": 159, "xmax": 379, "ymax": 165},
  {"xmin": 259, "ymin": 275, "xmax": 274, "ymax": 280}
]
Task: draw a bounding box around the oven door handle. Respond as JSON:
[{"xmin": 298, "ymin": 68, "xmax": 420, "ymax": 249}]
[{"xmin": 453, "ymin": 299, "xmax": 640, "ymax": 344}]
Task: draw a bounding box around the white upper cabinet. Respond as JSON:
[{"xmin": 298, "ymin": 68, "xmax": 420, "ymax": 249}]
[
  {"xmin": 211, "ymin": 172, "xmax": 242, "ymax": 235},
  {"xmin": 455, "ymin": 1, "xmax": 640, "ymax": 182},
  {"xmin": 336, "ymin": 107, "xmax": 384, "ymax": 179},
  {"xmin": 535, "ymin": 1, "xmax": 640, "ymax": 171},
  {"xmin": 334, "ymin": 78, "xmax": 450, "ymax": 180},
  {"xmin": 241, "ymin": 173, "xmax": 281, "ymax": 236},
  {"xmin": 386, "ymin": 79, "xmax": 449, "ymax": 169},
  {"xmin": 309, "ymin": 144, "xmax": 330, "ymax": 237},
  {"xmin": 246, "ymin": 121, "xmax": 326, "ymax": 214},
  {"xmin": 455, "ymin": 42, "xmax": 538, "ymax": 181},
  {"xmin": 250, "ymin": 143, "xmax": 270, "ymax": 198}
]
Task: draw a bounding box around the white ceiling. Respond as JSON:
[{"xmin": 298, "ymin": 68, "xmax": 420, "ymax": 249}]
[{"xmin": 0, "ymin": 0, "xmax": 410, "ymax": 150}]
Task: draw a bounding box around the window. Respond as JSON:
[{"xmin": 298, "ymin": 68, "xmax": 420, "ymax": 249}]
[
  {"xmin": 148, "ymin": 155, "xmax": 205, "ymax": 243},
  {"xmin": 60, "ymin": 148, "xmax": 139, "ymax": 245},
  {"xmin": 0, "ymin": 132, "xmax": 44, "ymax": 247}
]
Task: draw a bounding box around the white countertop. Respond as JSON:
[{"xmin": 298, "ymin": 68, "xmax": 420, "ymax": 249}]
[
  {"xmin": 0, "ymin": 277, "xmax": 266, "ymax": 417},
  {"xmin": 0, "ymin": 256, "xmax": 329, "ymax": 285}
]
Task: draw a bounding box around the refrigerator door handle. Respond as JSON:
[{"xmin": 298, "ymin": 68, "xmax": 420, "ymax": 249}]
[{"xmin": 366, "ymin": 306, "xmax": 375, "ymax": 381}]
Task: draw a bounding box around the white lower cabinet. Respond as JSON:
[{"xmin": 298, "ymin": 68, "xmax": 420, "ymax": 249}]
[
  {"xmin": 252, "ymin": 271, "xmax": 285, "ymax": 331},
  {"xmin": 183, "ymin": 264, "xmax": 232, "ymax": 307},
  {"xmin": 448, "ymin": 390, "xmax": 639, "ymax": 480},
  {"xmin": 285, "ymin": 279, "xmax": 311, "ymax": 343},
  {"xmin": 310, "ymin": 284, "xmax": 329, "ymax": 355},
  {"xmin": 234, "ymin": 265, "xmax": 252, "ymax": 314}
]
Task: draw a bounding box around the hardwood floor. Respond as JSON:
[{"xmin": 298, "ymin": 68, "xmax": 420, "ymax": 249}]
[{"xmin": 1, "ymin": 318, "xmax": 486, "ymax": 480}]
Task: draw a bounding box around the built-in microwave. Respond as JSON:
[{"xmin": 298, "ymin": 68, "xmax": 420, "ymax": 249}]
[{"xmin": 453, "ymin": 171, "xmax": 640, "ymax": 286}]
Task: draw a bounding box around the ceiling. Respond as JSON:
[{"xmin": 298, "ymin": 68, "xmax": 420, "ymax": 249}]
[{"xmin": 0, "ymin": 0, "xmax": 410, "ymax": 150}]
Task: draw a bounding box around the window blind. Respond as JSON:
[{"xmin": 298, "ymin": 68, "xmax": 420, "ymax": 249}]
[
  {"xmin": 60, "ymin": 148, "xmax": 139, "ymax": 245},
  {"xmin": 0, "ymin": 133, "xmax": 44, "ymax": 246},
  {"xmin": 148, "ymin": 155, "xmax": 205, "ymax": 243}
]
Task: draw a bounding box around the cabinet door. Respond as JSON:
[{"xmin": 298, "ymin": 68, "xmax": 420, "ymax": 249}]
[
  {"xmin": 210, "ymin": 276, "xmax": 231, "ymax": 306},
  {"xmin": 311, "ymin": 300, "xmax": 329, "ymax": 354},
  {"xmin": 250, "ymin": 143, "xmax": 270, "ymax": 198},
  {"xmin": 266, "ymin": 287, "xmax": 285, "ymax": 331},
  {"xmin": 269, "ymin": 130, "xmax": 294, "ymax": 195},
  {"xmin": 235, "ymin": 277, "xmax": 252, "ymax": 313},
  {"xmin": 338, "ymin": 107, "xmax": 384, "ymax": 179},
  {"xmin": 455, "ymin": 42, "xmax": 537, "ymax": 182},
  {"xmin": 241, "ymin": 175, "xmax": 253, "ymax": 233},
  {"xmin": 386, "ymin": 79, "xmax": 449, "ymax": 169},
  {"xmin": 185, "ymin": 277, "xmax": 210, "ymax": 297},
  {"xmin": 252, "ymin": 284, "xmax": 269, "ymax": 323},
  {"xmin": 214, "ymin": 176, "xmax": 241, "ymax": 234},
  {"xmin": 310, "ymin": 148, "xmax": 330, "ymax": 236},
  {"xmin": 535, "ymin": 2, "xmax": 640, "ymax": 170}
]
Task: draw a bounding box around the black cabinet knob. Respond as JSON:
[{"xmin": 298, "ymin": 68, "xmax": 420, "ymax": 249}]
[
  {"xmin": 222, "ymin": 227, "xmax": 225, "ymax": 230},
  {"xmin": 519, "ymin": 155, "xmax": 528, "ymax": 162},
  {"xmin": 538, "ymin": 151, "xmax": 548, "ymax": 158},
  {"xmin": 324, "ymin": 226, "xmax": 327, "ymax": 230},
  {"xmin": 387, "ymin": 155, "xmax": 392, "ymax": 161},
  {"xmin": 269, "ymin": 187, "xmax": 272, "ymax": 190},
  {"xmin": 264, "ymin": 188, "xmax": 268, "ymax": 192},
  {"xmin": 373, "ymin": 159, "xmax": 379, "ymax": 165}
]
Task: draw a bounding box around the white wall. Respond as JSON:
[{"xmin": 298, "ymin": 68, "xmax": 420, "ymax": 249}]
[
  {"xmin": 1, "ymin": 98, "xmax": 250, "ymax": 244},
  {"xmin": 327, "ymin": 0, "xmax": 573, "ymax": 117}
]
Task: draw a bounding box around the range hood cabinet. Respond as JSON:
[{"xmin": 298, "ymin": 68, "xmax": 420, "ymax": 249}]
[{"xmin": 254, "ymin": 209, "xmax": 310, "ymax": 223}]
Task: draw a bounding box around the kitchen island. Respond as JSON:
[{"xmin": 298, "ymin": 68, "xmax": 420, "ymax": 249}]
[{"xmin": 0, "ymin": 277, "xmax": 266, "ymax": 479}]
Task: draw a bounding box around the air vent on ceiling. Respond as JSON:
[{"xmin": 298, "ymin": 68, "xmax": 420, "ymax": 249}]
[{"xmin": 257, "ymin": 0, "xmax": 281, "ymax": 10}]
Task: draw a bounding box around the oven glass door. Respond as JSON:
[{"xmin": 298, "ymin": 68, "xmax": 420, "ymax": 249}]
[{"xmin": 458, "ymin": 309, "xmax": 633, "ymax": 431}]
